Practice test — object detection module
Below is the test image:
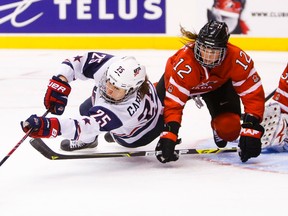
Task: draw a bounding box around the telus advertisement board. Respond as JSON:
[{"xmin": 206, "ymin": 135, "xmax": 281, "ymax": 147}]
[{"xmin": 0, "ymin": 0, "xmax": 166, "ymax": 33}]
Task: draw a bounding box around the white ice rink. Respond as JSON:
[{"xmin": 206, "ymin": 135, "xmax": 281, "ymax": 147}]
[{"xmin": 0, "ymin": 49, "xmax": 288, "ymax": 216}]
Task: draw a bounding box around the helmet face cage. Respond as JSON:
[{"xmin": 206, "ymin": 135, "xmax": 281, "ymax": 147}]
[
  {"xmin": 99, "ymin": 71, "xmax": 137, "ymax": 104},
  {"xmin": 194, "ymin": 40, "xmax": 227, "ymax": 68},
  {"xmin": 194, "ymin": 20, "xmax": 229, "ymax": 68},
  {"xmin": 99, "ymin": 56, "xmax": 146, "ymax": 104}
]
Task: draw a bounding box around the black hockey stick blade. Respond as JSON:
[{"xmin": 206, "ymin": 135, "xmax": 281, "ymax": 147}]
[{"xmin": 29, "ymin": 138, "xmax": 238, "ymax": 160}]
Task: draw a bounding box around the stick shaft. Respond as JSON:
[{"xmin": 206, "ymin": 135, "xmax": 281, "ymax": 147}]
[
  {"xmin": 265, "ymin": 89, "xmax": 276, "ymax": 102},
  {"xmin": 30, "ymin": 138, "xmax": 238, "ymax": 160},
  {"xmin": 0, "ymin": 110, "xmax": 49, "ymax": 167}
]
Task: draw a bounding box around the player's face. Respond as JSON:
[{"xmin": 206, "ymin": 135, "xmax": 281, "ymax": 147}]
[
  {"xmin": 199, "ymin": 45, "xmax": 221, "ymax": 65},
  {"xmin": 105, "ymin": 81, "xmax": 126, "ymax": 101}
]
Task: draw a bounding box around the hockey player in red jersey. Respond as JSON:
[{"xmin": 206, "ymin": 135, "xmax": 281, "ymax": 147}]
[
  {"xmin": 155, "ymin": 20, "xmax": 265, "ymax": 163},
  {"xmin": 261, "ymin": 64, "xmax": 288, "ymax": 151},
  {"xmin": 272, "ymin": 64, "xmax": 288, "ymax": 112}
]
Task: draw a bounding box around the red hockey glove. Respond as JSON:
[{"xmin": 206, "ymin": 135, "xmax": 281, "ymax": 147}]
[
  {"xmin": 155, "ymin": 122, "xmax": 181, "ymax": 163},
  {"xmin": 238, "ymin": 114, "xmax": 264, "ymax": 162},
  {"xmin": 20, "ymin": 115, "xmax": 61, "ymax": 138},
  {"xmin": 44, "ymin": 76, "xmax": 71, "ymax": 115}
]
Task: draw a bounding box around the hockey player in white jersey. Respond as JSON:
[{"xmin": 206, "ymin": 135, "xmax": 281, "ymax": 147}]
[{"xmin": 21, "ymin": 52, "xmax": 164, "ymax": 150}]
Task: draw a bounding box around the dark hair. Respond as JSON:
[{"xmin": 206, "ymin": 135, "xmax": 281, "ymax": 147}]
[{"xmin": 138, "ymin": 76, "xmax": 150, "ymax": 99}]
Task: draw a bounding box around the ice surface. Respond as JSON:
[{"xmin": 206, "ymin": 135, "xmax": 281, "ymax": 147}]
[{"xmin": 0, "ymin": 49, "xmax": 288, "ymax": 216}]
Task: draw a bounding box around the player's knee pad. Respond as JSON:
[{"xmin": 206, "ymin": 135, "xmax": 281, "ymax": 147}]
[{"xmin": 211, "ymin": 112, "xmax": 241, "ymax": 141}]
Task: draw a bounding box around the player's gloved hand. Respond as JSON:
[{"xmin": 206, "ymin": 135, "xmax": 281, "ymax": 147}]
[
  {"xmin": 44, "ymin": 75, "xmax": 71, "ymax": 115},
  {"xmin": 155, "ymin": 122, "xmax": 181, "ymax": 163},
  {"xmin": 238, "ymin": 114, "xmax": 264, "ymax": 162},
  {"xmin": 156, "ymin": 137, "xmax": 179, "ymax": 163},
  {"xmin": 20, "ymin": 114, "xmax": 61, "ymax": 138}
]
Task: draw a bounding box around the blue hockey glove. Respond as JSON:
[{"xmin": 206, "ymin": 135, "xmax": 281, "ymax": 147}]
[
  {"xmin": 21, "ymin": 114, "xmax": 61, "ymax": 138},
  {"xmin": 44, "ymin": 76, "xmax": 71, "ymax": 115}
]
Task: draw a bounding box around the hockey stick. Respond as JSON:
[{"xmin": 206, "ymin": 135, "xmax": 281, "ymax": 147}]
[
  {"xmin": 29, "ymin": 138, "xmax": 238, "ymax": 160},
  {"xmin": 0, "ymin": 110, "xmax": 49, "ymax": 167},
  {"xmin": 265, "ymin": 89, "xmax": 276, "ymax": 102},
  {"xmin": 27, "ymin": 90, "xmax": 275, "ymax": 162}
]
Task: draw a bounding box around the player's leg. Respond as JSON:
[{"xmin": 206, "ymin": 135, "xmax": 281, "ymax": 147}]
[
  {"xmin": 202, "ymin": 80, "xmax": 241, "ymax": 147},
  {"xmin": 62, "ymin": 86, "xmax": 97, "ymax": 151}
]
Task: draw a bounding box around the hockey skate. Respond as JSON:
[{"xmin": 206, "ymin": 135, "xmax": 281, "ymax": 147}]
[
  {"xmin": 60, "ymin": 136, "xmax": 98, "ymax": 151},
  {"xmin": 104, "ymin": 132, "xmax": 115, "ymax": 143},
  {"xmin": 212, "ymin": 130, "xmax": 227, "ymax": 148}
]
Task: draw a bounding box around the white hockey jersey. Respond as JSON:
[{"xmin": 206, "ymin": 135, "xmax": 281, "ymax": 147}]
[{"xmin": 56, "ymin": 52, "xmax": 163, "ymax": 147}]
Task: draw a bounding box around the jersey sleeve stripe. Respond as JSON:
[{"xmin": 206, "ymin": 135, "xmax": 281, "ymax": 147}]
[
  {"xmin": 247, "ymin": 67, "xmax": 257, "ymax": 78},
  {"xmin": 169, "ymin": 77, "xmax": 190, "ymax": 96},
  {"xmin": 276, "ymin": 88, "xmax": 288, "ymax": 98},
  {"xmin": 232, "ymin": 79, "xmax": 245, "ymax": 87},
  {"xmin": 232, "ymin": 67, "xmax": 257, "ymax": 87},
  {"xmin": 237, "ymin": 81, "xmax": 262, "ymax": 97},
  {"xmin": 166, "ymin": 91, "xmax": 186, "ymax": 106}
]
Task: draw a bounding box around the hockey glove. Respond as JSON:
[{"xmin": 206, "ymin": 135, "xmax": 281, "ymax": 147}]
[
  {"xmin": 238, "ymin": 114, "xmax": 264, "ymax": 162},
  {"xmin": 44, "ymin": 76, "xmax": 71, "ymax": 115},
  {"xmin": 20, "ymin": 114, "xmax": 61, "ymax": 138},
  {"xmin": 155, "ymin": 122, "xmax": 180, "ymax": 163}
]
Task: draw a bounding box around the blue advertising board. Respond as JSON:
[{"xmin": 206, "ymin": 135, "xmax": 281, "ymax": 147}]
[{"xmin": 0, "ymin": 0, "xmax": 166, "ymax": 33}]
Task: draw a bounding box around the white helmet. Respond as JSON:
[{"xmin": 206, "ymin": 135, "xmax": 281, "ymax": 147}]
[{"xmin": 99, "ymin": 56, "xmax": 146, "ymax": 103}]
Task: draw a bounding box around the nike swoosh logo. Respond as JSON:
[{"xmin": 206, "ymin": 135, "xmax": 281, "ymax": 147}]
[{"xmin": 220, "ymin": 101, "xmax": 228, "ymax": 106}]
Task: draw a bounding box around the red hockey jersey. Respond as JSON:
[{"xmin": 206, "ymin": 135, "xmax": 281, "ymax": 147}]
[
  {"xmin": 272, "ymin": 64, "xmax": 288, "ymax": 113},
  {"xmin": 162, "ymin": 42, "xmax": 265, "ymax": 125}
]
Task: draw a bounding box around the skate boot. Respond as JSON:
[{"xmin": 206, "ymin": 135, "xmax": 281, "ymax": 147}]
[
  {"xmin": 60, "ymin": 136, "xmax": 98, "ymax": 151},
  {"xmin": 213, "ymin": 130, "xmax": 227, "ymax": 148},
  {"xmin": 104, "ymin": 132, "xmax": 115, "ymax": 143}
]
